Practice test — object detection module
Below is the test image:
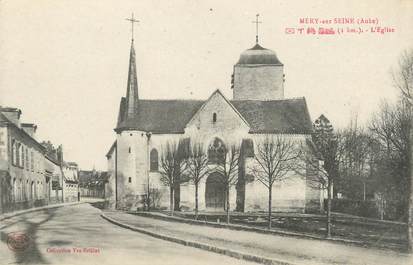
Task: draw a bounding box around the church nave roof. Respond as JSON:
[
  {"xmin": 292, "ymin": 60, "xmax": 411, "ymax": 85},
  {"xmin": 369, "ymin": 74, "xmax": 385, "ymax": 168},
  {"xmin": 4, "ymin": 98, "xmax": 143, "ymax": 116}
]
[{"xmin": 115, "ymin": 97, "xmax": 312, "ymax": 135}]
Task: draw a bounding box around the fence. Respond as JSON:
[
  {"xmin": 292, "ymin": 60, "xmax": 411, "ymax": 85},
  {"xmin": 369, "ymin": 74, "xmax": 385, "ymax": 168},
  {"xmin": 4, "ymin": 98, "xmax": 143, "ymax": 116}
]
[{"xmin": 325, "ymin": 198, "xmax": 407, "ymax": 221}]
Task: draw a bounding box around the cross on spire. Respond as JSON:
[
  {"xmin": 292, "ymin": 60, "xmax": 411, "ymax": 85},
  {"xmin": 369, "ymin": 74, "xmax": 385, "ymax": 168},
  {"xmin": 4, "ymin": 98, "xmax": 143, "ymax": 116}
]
[
  {"xmin": 252, "ymin": 14, "xmax": 262, "ymax": 44},
  {"xmin": 125, "ymin": 13, "xmax": 139, "ymax": 42}
]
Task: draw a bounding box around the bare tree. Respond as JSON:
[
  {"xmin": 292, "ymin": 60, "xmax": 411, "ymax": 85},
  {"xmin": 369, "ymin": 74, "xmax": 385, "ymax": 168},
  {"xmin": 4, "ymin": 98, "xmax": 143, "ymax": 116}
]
[
  {"xmin": 215, "ymin": 145, "xmax": 240, "ymax": 224},
  {"xmin": 338, "ymin": 123, "xmax": 374, "ymax": 201},
  {"xmin": 250, "ymin": 135, "xmax": 299, "ymax": 229},
  {"xmin": 299, "ymin": 115, "xmax": 341, "ymax": 238},
  {"xmin": 142, "ymin": 179, "xmax": 163, "ymax": 211},
  {"xmin": 186, "ymin": 142, "xmax": 209, "ymax": 219},
  {"xmin": 142, "ymin": 179, "xmax": 152, "ymax": 211},
  {"xmin": 391, "ymin": 49, "xmax": 413, "ymax": 252},
  {"xmin": 159, "ymin": 140, "xmax": 188, "ymax": 216},
  {"xmin": 393, "ymin": 49, "xmax": 413, "ymax": 104}
]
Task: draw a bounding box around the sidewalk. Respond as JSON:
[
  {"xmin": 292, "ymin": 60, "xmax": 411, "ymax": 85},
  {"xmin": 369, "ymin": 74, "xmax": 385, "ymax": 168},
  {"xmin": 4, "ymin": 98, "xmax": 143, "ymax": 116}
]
[
  {"xmin": 0, "ymin": 201, "xmax": 82, "ymax": 222},
  {"xmin": 102, "ymin": 210, "xmax": 412, "ymax": 265}
]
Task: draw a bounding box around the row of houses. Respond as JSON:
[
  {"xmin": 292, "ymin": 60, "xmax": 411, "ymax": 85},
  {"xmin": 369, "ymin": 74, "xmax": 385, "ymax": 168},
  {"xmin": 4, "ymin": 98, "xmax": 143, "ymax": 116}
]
[
  {"xmin": 79, "ymin": 169, "xmax": 108, "ymax": 198},
  {"xmin": 0, "ymin": 106, "xmax": 80, "ymax": 214}
]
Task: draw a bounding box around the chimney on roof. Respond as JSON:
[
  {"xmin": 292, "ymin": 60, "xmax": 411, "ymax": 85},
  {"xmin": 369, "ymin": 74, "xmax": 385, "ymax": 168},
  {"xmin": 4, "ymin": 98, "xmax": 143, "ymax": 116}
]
[
  {"xmin": 1, "ymin": 107, "xmax": 22, "ymax": 127},
  {"xmin": 21, "ymin": 123, "xmax": 37, "ymax": 139},
  {"xmin": 57, "ymin": 145, "xmax": 64, "ymax": 165}
]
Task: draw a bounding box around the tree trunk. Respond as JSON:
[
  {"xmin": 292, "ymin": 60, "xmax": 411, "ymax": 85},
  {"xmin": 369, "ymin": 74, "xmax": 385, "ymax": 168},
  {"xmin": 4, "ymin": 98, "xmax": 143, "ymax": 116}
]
[
  {"xmin": 236, "ymin": 154, "xmax": 246, "ymax": 212},
  {"xmin": 363, "ymin": 181, "xmax": 366, "ymax": 201},
  {"xmin": 147, "ymin": 181, "xmax": 151, "ymax": 211},
  {"xmin": 226, "ymin": 186, "xmax": 230, "ymax": 224},
  {"xmin": 408, "ymin": 114, "xmax": 413, "ymax": 252},
  {"xmin": 174, "ymin": 181, "xmax": 180, "ymax": 211},
  {"xmin": 169, "ymin": 186, "xmax": 174, "ymax": 216},
  {"xmin": 326, "ymin": 180, "xmax": 332, "ymax": 238},
  {"xmin": 195, "ymin": 183, "xmax": 199, "ymax": 220},
  {"xmin": 268, "ymin": 185, "xmax": 272, "ymax": 230}
]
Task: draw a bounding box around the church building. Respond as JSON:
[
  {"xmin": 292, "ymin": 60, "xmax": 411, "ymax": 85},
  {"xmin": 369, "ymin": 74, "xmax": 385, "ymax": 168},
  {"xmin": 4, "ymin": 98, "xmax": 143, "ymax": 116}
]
[{"xmin": 105, "ymin": 24, "xmax": 323, "ymax": 213}]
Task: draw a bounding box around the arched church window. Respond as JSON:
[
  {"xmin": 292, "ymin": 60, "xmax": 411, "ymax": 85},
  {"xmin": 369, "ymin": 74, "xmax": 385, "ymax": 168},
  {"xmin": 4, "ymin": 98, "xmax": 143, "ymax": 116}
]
[
  {"xmin": 150, "ymin": 148, "xmax": 159, "ymax": 171},
  {"xmin": 212, "ymin": 113, "xmax": 217, "ymax": 123},
  {"xmin": 208, "ymin": 138, "xmax": 226, "ymax": 164}
]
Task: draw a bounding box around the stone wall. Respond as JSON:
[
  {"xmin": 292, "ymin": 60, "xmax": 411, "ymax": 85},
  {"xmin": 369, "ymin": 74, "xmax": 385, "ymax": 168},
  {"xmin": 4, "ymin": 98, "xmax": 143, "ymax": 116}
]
[
  {"xmin": 105, "ymin": 144, "xmax": 117, "ymax": 209},
  {"xmin": 233, "ymin": 65, "xmax": 284, "ymax": 100},
  {"xmin": 185, "ymin": 90, "xmax": 250, "ymax": 146},
  {"xmin": 5, "ymin": 125, "xmax": 50, "ymax": 212}
]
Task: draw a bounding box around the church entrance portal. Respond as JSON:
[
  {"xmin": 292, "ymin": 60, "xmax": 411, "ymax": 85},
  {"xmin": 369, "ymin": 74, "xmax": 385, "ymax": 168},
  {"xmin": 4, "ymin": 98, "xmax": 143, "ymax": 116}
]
[{"xmin": 205, "ymin": 172, "xmax": 225, "ymax": 210}]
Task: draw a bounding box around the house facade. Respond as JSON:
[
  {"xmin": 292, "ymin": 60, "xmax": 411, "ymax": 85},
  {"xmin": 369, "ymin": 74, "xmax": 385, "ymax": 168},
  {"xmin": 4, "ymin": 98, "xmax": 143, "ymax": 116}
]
[
  {"xmin": 0, "ymin": 107, "xmax": 78, "ymax": 214},
  {"xmin": 0, "ymin": 107, "xmax": 50, "ymax": 212},
  {"xmin": 62, "ymin": 162, "xmax": 79, "ymax": 202}
]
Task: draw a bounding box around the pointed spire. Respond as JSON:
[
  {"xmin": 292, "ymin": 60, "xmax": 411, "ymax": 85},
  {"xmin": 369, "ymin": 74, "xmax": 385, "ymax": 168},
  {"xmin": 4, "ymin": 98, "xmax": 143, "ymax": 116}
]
[
  {"xmin": 124, "ymin": 13, "xmax": 140, "ymax": 119},
  {"xmin": 125, "ymin": 39, "xmax": 139, "ymax": 118}
]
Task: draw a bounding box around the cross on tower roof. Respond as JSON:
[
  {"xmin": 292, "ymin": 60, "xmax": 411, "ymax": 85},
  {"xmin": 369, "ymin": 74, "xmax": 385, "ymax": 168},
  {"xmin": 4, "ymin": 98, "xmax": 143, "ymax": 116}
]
[
  {"xmin": 126, "ymin": 13, "xmax": 139, "ymax": 42},
  {"xmin": 252, "ymin": 14, "xmax": 262, "ymax": 44}
]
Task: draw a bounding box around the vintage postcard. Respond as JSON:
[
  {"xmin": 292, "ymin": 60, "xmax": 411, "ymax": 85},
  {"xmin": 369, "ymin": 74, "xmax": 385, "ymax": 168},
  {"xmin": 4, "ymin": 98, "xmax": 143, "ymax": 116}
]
[{"xmin": 1, "ymin": 1, "xmax": 413, "ymax": 264}]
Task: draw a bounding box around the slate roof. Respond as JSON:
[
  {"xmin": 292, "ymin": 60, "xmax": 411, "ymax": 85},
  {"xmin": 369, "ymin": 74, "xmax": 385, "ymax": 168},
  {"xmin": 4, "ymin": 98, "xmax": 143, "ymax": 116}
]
[
  {"xmin": 0, "ymin": 112, "xmax": 46, "ymax": 152},
  {"xmin": 116, "ymin": 97, "xmax": 126, "ymax": 127},
  {"xmin": 117, "ymin": 100, "xmax": 204, "ymax": 133},
  {"xmin": 231, "ymin": 99, "xmax": 313, "ymax": 133},
  {"xmin": 106, "ymin": 141, "xmax": 117, "ymax": 158},
  {"xmin": 237, "ymin": 44, "xmax": 283, "ymax": 65},
  {"xmin": 115, "ymin": 97, "xmax": 312, "ymax": 134}
]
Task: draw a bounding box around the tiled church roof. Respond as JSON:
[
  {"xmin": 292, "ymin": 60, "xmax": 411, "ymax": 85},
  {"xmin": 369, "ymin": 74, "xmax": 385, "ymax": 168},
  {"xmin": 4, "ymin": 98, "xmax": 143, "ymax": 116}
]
[
  {"xmin": 115, "ymin": 97, "xmax": 312, "ymax": 134},
  {"xmin": 231, "ymin": 98, "xmax": 313, "ymax": 133},
  {"xmin": 117, "ymin": 100, "xmax": 204, "ymax": 133}
]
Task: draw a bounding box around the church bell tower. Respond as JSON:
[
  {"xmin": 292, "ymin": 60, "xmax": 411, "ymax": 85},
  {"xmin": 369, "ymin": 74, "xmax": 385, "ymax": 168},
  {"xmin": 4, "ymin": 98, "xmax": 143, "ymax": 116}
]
[{"xmin": 232, "ymin": 14, "xmax": 284, "ymax": 101}]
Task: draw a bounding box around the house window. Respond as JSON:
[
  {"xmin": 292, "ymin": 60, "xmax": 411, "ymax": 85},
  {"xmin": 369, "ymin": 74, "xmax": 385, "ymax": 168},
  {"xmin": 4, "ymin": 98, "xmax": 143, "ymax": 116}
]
[
  {"xmin": 150, "ymin": 148, "xmax": 159, "ymax": 171},
  {"xmin": 25, "ymin": 148, "xmax": 29, "ymax": 170},
  {"xmin": 128, "ymin": 177, "xmax": 132, "ymax": 183},
  {"xmin": 13, "ymin": 178, "xmax": 16, "ymax": 201},
  {"xmin": 18, "ymin": 179, "xmax": 22, "ymax": 201},
  {"xmin": 12, "ymin": 140, "xmax": 17, "ymax": 165},
  {"xmin": 30, "ymin": 151, "xmax": 34, "ymax": 171},
  {"xmin": 16, "ymin": 143, "xmax": 21, "ymax": 167},
  {"xmin": 20, "ymin": 145, "xmax": 26, "ymax": 168},
  {"xmin": 212, "ymin": 113, "xmax": 217, "ymax": 123},
  {"xmin": 31, "ymin": 181, "xmax": 34, "ymax": 200}
]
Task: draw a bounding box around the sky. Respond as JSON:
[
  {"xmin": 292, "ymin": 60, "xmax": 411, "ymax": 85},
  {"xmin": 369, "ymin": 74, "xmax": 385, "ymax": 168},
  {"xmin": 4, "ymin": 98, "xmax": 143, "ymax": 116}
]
[{"xmin": 0, "ymin": 0, "xmax": 412, "ymax": 170}]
